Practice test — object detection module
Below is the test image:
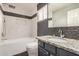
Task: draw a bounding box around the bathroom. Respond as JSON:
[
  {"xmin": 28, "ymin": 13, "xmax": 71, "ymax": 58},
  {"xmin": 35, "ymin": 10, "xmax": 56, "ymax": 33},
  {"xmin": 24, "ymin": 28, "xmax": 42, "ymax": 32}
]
[{"xmin": 1, "ymin": 3, "xmax": 79, "ymax": 56}]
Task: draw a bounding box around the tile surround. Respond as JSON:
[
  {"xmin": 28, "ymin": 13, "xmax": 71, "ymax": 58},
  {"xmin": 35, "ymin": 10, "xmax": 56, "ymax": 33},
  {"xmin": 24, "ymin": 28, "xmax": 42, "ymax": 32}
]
[{"xmin": 48, "ymin": 26, "xmax": 79, "ymax": 40}]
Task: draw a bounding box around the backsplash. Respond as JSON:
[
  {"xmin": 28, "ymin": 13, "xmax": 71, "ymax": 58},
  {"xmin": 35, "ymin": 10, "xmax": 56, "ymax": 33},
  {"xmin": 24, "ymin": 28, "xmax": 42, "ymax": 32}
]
[{"xmin": 48, "ymin": 26, "xmax": 79, "ymax": 40}]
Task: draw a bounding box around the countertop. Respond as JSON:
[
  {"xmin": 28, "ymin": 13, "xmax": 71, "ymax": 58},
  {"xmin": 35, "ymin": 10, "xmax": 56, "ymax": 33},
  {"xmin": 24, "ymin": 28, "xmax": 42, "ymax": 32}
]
[{"xmin": 36, "ymin": 35, "xmax": 79, "ymax": 55}]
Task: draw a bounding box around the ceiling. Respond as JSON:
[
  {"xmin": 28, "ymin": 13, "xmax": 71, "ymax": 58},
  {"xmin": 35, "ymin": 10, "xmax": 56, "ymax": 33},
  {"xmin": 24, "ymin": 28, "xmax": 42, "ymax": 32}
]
[
  {"xmin": 2, "ymin": 3, "xmax": 37, "ymax": 16},
  {"xmin": 11, "ymin": 3, "xmax": 37, "ymax": 12},
  {"xmin": 12, "ymin": 3, "xmax": 37, "ymax": 15}
]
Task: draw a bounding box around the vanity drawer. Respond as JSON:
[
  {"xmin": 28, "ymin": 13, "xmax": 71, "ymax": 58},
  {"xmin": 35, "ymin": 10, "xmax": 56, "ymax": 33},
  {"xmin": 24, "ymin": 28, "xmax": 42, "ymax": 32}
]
[{"xmin": 45, "ymin": 43, "xmax": 56, "ymax": 55}]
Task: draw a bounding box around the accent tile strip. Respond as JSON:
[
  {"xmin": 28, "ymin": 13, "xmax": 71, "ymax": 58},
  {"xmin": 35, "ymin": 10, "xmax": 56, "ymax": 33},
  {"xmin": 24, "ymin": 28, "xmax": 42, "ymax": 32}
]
[
  {"xmin": 3, "ymin": 11, "xmax": 37, "ymax": 19},
  {"xmin": 3, "ymin": 11, "xmax": 32, "ymax": 19}
]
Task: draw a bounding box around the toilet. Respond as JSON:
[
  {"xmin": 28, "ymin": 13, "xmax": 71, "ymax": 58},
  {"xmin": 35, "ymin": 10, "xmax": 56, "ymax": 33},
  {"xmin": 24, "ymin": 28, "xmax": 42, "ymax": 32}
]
[{"xmin": 26, "ymin": 41, "xmax": 38, "ymax": 56}]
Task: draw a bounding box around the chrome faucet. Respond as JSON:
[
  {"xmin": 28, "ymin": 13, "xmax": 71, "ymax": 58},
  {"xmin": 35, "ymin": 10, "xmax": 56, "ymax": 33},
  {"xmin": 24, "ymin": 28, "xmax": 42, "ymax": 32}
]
[{"xmin": 58, "ymin": 29, "xmax": 64, "ymax": 38}]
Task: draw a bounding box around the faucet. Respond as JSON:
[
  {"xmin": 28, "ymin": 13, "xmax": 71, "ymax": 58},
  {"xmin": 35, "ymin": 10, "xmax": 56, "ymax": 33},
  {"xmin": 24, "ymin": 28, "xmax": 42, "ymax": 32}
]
[{"xmin": 58, "ymin": 29, "xmax": 64, "ymax": 38}]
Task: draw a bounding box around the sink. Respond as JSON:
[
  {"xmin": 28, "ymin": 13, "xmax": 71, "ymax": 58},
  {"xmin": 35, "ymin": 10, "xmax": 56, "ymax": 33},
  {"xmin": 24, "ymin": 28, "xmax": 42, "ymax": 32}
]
[
  {"xmin": 41, "ymin": 36, "xmax": 67, "ymax": 43},
  {"xmin": 48, "ymin": 38, "xmax": 67, "ymax": 43},
  {"xmin": 42, "ymin": 36, "xmax": 53, "ymax": 39}
]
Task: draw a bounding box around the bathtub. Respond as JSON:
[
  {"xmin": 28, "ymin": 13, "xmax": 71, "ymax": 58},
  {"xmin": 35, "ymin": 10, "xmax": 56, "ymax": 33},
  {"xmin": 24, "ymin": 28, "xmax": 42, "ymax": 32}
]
[{"xmin": 0, "ymin": 37, "xmax": 38, "ymax": 56}]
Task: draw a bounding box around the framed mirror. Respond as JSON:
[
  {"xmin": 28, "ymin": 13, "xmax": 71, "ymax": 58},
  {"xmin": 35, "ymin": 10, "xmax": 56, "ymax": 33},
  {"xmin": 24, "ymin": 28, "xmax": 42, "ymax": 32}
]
[{"xmin": 48, "ymin": 3, "xmax": 79, "ymax": 28}]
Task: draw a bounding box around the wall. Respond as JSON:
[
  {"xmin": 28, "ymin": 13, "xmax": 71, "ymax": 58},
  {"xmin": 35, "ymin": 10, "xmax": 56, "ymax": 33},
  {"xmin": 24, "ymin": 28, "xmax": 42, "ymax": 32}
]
[
  {"xmin": 4, "ymin": 15, "xmax": 32, "ymax": 39},
  {"xmin": 38, "ymin": 19, "xmax": 48, "ymax": 36},
  {"xmin": 31, "ymin": 17, "xmax": 37, "ymax": 37},
  {"xmin": 1, "ymin": 3, "xmax": 37, "ymax": 40},
  {"xmin": 37, "ymin": 3, "xmax": 48, "ymax": 36},
  {"xmin": 49, "ymin": 27, "xmax": 79, "ymax": 40},
  {"xmin": 0, "ymin": 9, "xmax": 4, "ymax": 41}
]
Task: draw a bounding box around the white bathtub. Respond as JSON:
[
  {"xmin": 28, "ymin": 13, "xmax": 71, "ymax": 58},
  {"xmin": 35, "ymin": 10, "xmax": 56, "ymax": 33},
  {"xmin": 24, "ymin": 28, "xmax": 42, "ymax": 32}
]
[{"xmin": 0, "ymin": 37, "xmax": 38, "ymax": 56}]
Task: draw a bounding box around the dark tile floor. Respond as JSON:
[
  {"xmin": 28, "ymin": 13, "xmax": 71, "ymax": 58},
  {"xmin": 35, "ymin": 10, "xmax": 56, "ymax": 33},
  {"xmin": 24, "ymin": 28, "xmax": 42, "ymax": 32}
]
[{"xmin": 14, "ymin": 51, "xmax": 28, "ymax": 56}]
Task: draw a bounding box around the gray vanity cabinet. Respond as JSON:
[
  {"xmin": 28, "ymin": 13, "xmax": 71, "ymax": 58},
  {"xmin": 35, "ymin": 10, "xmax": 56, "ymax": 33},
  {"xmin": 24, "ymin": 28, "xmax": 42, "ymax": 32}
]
[
  {"xmin": 38, "ymin": 40, "xmax": 79, "ymax": 56},
  {"xmin": 38, "ymin": 40, "xmax": 56, "ymax": 56}
]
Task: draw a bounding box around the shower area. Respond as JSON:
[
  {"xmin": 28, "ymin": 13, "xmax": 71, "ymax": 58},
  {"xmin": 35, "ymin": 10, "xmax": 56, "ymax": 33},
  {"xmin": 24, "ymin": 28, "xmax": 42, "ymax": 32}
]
[{"xmin": 0, "ymin": 3, "xmax": 38, "ymax": 56}]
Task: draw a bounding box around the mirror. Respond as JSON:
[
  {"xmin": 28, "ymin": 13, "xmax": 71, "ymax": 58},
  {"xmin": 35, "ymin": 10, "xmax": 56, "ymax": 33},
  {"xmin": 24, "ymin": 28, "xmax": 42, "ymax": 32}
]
[{"xmin": 48, "ymin": 3, "xmax": 79, "ymax": 28}]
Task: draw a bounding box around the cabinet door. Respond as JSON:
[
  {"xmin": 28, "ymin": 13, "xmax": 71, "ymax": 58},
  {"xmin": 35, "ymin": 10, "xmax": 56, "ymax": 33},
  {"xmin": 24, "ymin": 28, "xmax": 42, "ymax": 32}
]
[
  {"xmin": 57, "ymin": 48, "xmax": 78, "ymax": 56},
  {"xmin": 38, "ymin": 46, "xmax": 49, "ymax": 56},
  {"xmin": 45, "ymin": 43, "xmax": 56, "ymax": 55}
]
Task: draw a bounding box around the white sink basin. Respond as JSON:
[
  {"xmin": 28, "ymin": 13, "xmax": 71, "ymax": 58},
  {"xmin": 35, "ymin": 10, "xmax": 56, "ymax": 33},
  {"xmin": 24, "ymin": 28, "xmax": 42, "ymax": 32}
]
[
  {"xmin": 42, "ymin": 36, "xmax": 53, "ymax": 38},
  {"xmin": 48, "ymin": 38, "xmax": 67, "ymax": 43},
  {"xmin": 42, "ymin": 36, "xmax": 67, "ymax": 43}
]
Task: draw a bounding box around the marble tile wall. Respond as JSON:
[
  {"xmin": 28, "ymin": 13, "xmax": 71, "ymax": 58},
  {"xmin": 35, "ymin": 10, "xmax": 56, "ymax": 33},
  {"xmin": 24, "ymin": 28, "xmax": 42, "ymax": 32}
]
[{"xmin": 48, "ymin": 26, "xmax": 79, "ymax": 40}]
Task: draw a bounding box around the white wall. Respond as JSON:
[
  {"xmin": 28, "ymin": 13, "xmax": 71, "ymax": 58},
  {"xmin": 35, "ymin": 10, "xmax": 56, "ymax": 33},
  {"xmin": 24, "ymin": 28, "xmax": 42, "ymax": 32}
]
[
  {"xmin": 0, "ymin": 10, "xmax": 4, "ymax": 41},
  {"xmin": 31, "ymin": 17, "xmax": 37, "ymax": 37},
  {"xmin": 4, "ymin": 15, "xmax": 32, "ymax": 39}
]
